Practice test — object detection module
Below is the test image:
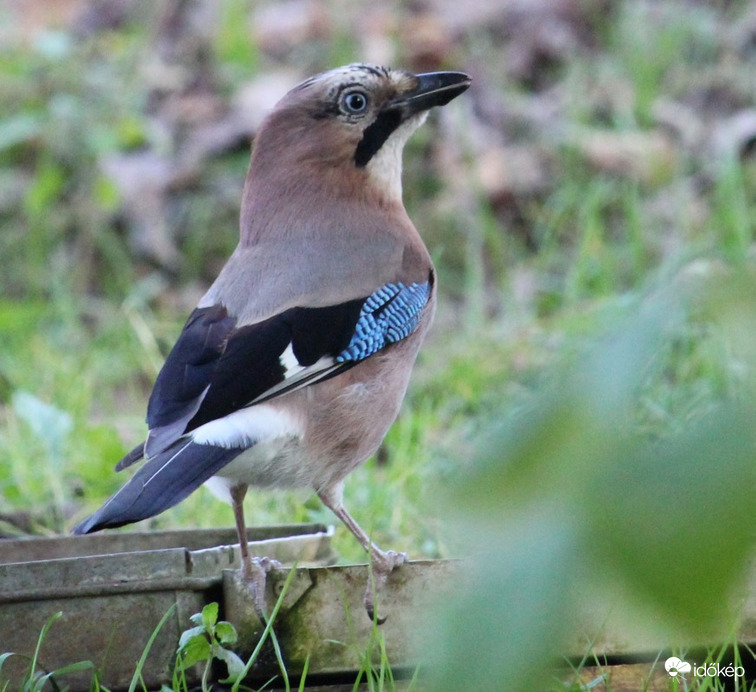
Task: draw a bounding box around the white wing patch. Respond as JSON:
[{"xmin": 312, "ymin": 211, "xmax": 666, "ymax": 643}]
[
  {"xmin": 279, "ymin": 343, "xmax": 301, "ymax": 374},
  {"xmin": 279, "ymin": 343, "xmax": 333, "ymax": 380},
  {"xmin": 191, "ymin": 404, "xmax": 302, "ymax": 449},
  {"xmin": 245, "ymin": 343, "xmax": 336, "ymax": 404}
]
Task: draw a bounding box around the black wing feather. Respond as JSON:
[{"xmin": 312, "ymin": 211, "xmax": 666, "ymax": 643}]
[
  {"xmin": 183, "ymin": 315, "xmax": 291, "ymax": 429},
  {"xmin": 147, "ymin": 305, "xmax": 236, "ymax": 429},
  {"xmin": 287, "ymin": 300, "xmax": 363, "ymax": 364},
  {"xmin": 83, "ymin": 280, "xmax": 431, "ymax": 534},
  {"xmin": 75, "ymin": 440, "xmax": 242, "ymax": 533},
  {"xmin": 128, "ymin": 281, "xmax": 430, "ymax": 465},
  {"xmin": 146, "ymin": 299, "xmax": 365, "ymax": 438}
]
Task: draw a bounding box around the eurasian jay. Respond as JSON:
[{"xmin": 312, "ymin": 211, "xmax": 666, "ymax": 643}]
[{"xmin": 74, "ymin": 64, "xmax": 471, "ymax": 617}]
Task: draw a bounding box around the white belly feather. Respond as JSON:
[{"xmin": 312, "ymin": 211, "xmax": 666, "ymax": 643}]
[{"xmin": 191, "ymin": 404, "xmax": 314, "ymax": 502}]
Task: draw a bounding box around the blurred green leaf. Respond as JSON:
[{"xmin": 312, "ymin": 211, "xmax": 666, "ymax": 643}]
[
  {"xmin": 214, "ymin": 621, "xmax": 238, "ymax": 646},
  {"xmin": 203, "ymin": 602, "xmax": 219, "ymax": 630},
  {"xmin": 178, "ymin": 625, "xmax": 205, "ymax": 651},
  {"xmin": 93, "ymin": 174, "xmax": 120, "ymax": 212},
  {"xmin": 458, "ymin": 297, "xmax": 677, "ymax": 514},
  {"xmin": 0, "ymin": 114, "xmax": 42, "ymax": 153},
  {"xmin": 429, "ymin": 509, "xmax": 579, "ymax": 691},
  {"xmin": 0, "ymin": 301, "xmax": 47, "ymax": 334},
  {"xmin": 23, "ymin": 157, "xmax": 65, "ymax": 219},
  {"xmin": 215, "ymin": 646, "xmax": 245, "ymax": 681},
  {"xmin": 77, "ymin": 425, "xmax": 127, "ymax": 473},
  {"xmin": 218, "ymin": 0, "xmax": 258, "ymax": 71},
  {"xmin": 585, "ymin": 401, "xmax": 756, "ymax": 631},
  {"xmin": 115, "ymin": 115, "xmax": 148, "ymax": 150},
  {"xmin": 11, "ymin": 390, "xmax": 72, "ymax": 464},
  {"xmin": 178, "ymin": 634, "xmax": 212, "ymax": 670},
  {"xmin": 432, "ymin": 272, "xmax": 756, "ymax": 691}
]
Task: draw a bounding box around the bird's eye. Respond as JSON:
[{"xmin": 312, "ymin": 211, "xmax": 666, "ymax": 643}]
[{"xmin": 341, "ymin": 90, "xmax": 369, "ymax": 115}]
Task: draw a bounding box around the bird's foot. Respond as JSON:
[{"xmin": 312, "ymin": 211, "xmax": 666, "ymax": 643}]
[
  {"xmin": 365, "ymin": 549, "xmax": 408, "ymax": 624},
  {"xmin": 241, "ymin": 555, "xmax": 282, "ymax": 619}
]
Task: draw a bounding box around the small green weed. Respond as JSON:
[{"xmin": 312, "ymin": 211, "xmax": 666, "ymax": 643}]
[
  {"xmin": 177, "ymin": 566, "xmax": 298, "ymax": 692},
  {"xmin": 0, "ymin": 568, "xmax": 301, "ymax": 691},
  {"xmin": 176, "ymin": 602, "xmax": 245, "ymax": 691}
]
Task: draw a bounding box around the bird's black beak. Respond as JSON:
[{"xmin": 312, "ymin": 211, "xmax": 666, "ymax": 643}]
[
  {"xmin": 393, "ymin": 71, "xmax": 472, "ymax": 115},
  {"xmin": 354, "ymin": 68, "xmax": 472, "ymax": 168}
]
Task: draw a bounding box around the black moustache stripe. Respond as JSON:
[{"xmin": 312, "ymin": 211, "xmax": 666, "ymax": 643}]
[{"xmin": 354, "ymin": 109, "xmax": 403, "ymax": 168}]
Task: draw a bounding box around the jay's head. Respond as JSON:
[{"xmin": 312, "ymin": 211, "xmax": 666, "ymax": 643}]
[{"xmin": 247, "ymin": 64, "xmax": 471, "ymax": 205}]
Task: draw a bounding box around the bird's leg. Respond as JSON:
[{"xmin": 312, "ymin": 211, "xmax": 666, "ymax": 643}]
[
  {"xmin": 231, "ymin": 484, "xmax": 251, "ymax": 567},
  {"xmin": 231, "ymin": 483, "xmax": 280, "ymax": 618},
  {"xmin": 318, "ymin": 484, "xmax": 407, "ymax": 622}
]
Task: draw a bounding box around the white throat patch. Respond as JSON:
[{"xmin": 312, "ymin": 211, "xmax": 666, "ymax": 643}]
[{"xmin": 365, "ymin": 112, "xmax": 428, "ymax": 201}]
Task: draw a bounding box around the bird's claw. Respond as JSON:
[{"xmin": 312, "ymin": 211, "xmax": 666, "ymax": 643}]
[
  {"xmin": 365, "ymin": 550, "xmax": 408, "ymax": 624},
  {"xmin": 241, "ymin": 555, "xmax": 282, "ymax": 619}
]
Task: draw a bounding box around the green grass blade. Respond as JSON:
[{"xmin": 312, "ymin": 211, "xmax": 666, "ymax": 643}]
[
  {"xmin": 0, "ymin": 653, "xmax": 16, "ymax": 684},
  {"xmin": 297, "ymin": 655, "xmax": 310, "ymax": 692},
  {"xmin": 267, "ymin": 624, "xmax": 290, "ymax": 692},
  {"xmin": 27, "ymin": 611, "xmax": 62, "ymax": 688},
  {"xmin": 230, "ymin": 565, "xmax": 298, "ymax": 692},
  {"xmin": 34, "ymin": 660, "xmax": 95, "ymax": 691},
  {"xmin": 127, "ymin": 604, "xmax": 177, "ymax": 692}
]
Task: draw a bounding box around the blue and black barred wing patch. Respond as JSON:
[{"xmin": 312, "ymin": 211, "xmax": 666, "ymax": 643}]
[
  {"xmin": 98, "ymin": 279, "xmax": 433, "ymax": 532},
  {"xmin": 134, "ymin": 279, "xmax": 432, "ymax": 458},
  {"xmin": 337, "ymin": 282, "xmax": 431, "ymax": 362},
  {"xmin": 236, "ymin": 280, "xmax": 433, "ymax": 407}
]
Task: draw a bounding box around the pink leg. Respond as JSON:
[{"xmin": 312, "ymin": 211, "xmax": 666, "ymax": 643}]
[
  {"xmin": 231, "ymin": 484, "xmax": 280, "ymax": 618},
  {"xmin": 318, "ymin": 483, "xmax": 407, "ymax": 622}
]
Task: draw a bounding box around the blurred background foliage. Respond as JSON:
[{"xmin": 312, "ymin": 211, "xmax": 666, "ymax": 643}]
[{"xmin": 0, "ymin": 0, "xmax": 755, "ymax": 689}]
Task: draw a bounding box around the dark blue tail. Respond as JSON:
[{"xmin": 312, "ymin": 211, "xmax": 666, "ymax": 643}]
[{"xmin": 73, "ymin": 439, "xmax": 242, "ymax": 534}]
